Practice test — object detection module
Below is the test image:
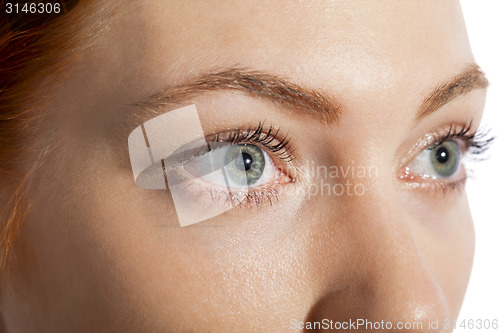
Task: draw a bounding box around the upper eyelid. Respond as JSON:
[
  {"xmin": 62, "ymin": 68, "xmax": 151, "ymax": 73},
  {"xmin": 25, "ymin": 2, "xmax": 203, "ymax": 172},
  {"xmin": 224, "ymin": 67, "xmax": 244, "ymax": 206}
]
[
  {"xmin": 398, "ymin": 122, "xmax": 477, "ymax": 169},
  {"xmin": 399, "ymin": 125, "xmax": 494, "ymax": 184},
  {"xmin": 432, "ymin": 121, "xmax": 474, "ymax": 146},
  {"xmin": 165, "ymin": 125, "xmax": 295, "ymax": 169},
  {"xmin": 163, "ymin": 121, "xmax": 488, "ymax": 181},
  {"xmin": 173, "ymin": 123, "xmax": 481, "ymax": 167},
  {"xmin": 206, "ymin": 125, "xmax": 295, "ymax": 162}
]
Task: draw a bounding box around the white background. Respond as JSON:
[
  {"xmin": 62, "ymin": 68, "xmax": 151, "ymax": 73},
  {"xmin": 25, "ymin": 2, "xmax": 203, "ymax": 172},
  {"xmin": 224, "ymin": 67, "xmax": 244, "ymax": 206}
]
[{"xmin": 460, "ymin": 0, "xmax": 500, "ymax": 323}]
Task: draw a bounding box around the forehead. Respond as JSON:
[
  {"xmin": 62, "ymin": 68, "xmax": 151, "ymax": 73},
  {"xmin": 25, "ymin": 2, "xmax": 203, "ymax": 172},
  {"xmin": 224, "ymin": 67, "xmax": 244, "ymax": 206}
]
[
  {"xmin": 108, "ymin": 1, "xmax": 471, "ymax": 81},
  {"xmin": 76, "ymin": 0, "xmax": 474, "ymax": 128}
]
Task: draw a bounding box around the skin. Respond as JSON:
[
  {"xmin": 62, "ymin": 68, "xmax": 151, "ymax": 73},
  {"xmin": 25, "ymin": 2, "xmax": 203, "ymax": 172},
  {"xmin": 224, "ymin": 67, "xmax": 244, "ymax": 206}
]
[{"xmin": 0, "ymin": 0, "xmax": 486, "ymax": 332}]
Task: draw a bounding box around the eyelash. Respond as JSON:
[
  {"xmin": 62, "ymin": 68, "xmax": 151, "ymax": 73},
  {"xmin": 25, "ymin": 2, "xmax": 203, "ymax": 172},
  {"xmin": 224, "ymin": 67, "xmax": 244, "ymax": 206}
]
[
  {"xmin": 209, "ymin": 122, "xmax": 294, "ymax": 162},
  {"xmin": 411, "ymin": 122, "xmax": 495, "ymax": 194},
  {"xmin": 434, "ymin": 121, "xmax": 493, "ymax": 155},
  {"xmin": 198, "ymin": 122, "xmax": 294, "ymax": 208},
  {"xmin": 178, "ymin": 121, "xmax": 494, "ymax": 208}
]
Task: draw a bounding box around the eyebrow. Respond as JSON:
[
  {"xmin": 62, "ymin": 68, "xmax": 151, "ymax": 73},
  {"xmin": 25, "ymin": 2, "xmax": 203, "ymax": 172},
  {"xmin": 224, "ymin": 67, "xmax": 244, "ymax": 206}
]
[
  {"xmin": 132, "ymin": 65, "xmax": 487, "ymax": 125},
  {"xmin": 417, "ymin": 64, "xmax": 488, "ymax": 120},
  {"xmin": 132, "ymin": 68, "xmax": 341, "ymax": 124}
]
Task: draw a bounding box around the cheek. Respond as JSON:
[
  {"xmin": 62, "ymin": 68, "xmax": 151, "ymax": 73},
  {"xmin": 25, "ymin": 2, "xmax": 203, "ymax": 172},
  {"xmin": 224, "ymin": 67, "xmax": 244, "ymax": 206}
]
[
  {"xmin": 417, "ymin": 193, "xmax": 475, "ymax": 317},
  {"xmin": 32, "ymin": 146, "xmax": 311, "ymax": 329},
  {"xmin": 87, "ymin": 181, "xmax": 311, "ymax": 329},
  {"xmin": 16, "ymin": 143, "xmax": 184, "ymax": 329}
]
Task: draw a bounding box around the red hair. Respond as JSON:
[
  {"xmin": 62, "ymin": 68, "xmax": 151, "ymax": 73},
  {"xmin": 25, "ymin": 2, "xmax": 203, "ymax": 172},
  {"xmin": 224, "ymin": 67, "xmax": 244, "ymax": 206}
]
[{"xmin": 0, "ymin": 0, "xmax": 108, "ymax": 279}]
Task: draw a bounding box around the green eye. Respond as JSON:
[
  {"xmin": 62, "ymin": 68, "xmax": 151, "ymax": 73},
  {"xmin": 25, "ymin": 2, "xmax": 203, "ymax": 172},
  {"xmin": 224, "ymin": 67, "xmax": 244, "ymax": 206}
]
[
  {"xmin": 224, "ymin": 144, "xmax": 266, "ymax": 186},
  {"xmin": 405, "ymin": 139, "xmax": 463, "ymax": 181},
  {"xmin": 430, "ymin": 141, "xmax": 461, "ymax": 178},
  {"xmin": 180, "ymin": 143, "xmax": 274, "ymax": 190}
]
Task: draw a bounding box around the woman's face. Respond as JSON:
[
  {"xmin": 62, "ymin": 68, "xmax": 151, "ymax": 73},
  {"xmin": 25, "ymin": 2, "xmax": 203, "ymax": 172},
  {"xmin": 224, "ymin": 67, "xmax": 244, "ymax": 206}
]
[{"xmin": 1, "ymin": 0, "xmax": 487, "ymax": 332}]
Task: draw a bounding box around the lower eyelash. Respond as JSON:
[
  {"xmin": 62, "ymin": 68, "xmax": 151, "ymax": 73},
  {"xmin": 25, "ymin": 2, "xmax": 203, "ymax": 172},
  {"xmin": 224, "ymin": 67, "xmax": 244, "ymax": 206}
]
[
  {"xmin": 432, "ymin": 176, "xmax": 468, "ymax": 196},
  {"xmin": 207, "ymin": 187, "xmax": 280, "ymax": 209},
  {"xmin": 402, "ymin": 173, "xmax": 468, "ymax": 196}
]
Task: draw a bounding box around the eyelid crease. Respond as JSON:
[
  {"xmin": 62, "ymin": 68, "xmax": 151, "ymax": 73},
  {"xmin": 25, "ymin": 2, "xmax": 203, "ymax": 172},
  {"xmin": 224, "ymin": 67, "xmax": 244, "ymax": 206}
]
[{"xmin": 432, "ymin": 121, "xmax": 473, "ymax": 147}]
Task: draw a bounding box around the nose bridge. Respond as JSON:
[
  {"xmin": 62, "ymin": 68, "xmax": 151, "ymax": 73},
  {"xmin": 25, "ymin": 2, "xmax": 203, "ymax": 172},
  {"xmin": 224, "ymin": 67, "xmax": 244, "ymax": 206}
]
[{"xmin": 306, "ymin": 182, "xmax": 450, "ymax": 332}]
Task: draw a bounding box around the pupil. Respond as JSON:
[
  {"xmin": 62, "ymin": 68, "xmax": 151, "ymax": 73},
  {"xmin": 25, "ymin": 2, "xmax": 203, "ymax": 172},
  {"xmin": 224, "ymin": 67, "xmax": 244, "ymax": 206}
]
[
  {"xmin": 436, "ymin": 146, "xmax": 449, "ymax": 163},
  {"xmin": 236, "ymin": 152, "xmax": 253, "ymax": 171}
]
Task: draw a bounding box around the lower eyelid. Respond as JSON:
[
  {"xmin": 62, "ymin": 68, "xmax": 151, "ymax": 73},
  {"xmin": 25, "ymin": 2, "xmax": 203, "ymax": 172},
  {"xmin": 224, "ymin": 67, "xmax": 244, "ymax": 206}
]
[
  {"xmin": 218, "ymin": 188, "xmax": 280, "ymax": 208},
  {"xmin": 398, "ymin": 164, "xmax": 468, "ymax": 195},
  {"xmin": 167, "ymin": 162, "xmax": 288, "ymax": 207},
  {"xmin": 419, "ymin": 176, "xmax": 468, "ymax": 195},
  {"xmin": 172, "ymin": 175, "xmax": 281, "ymax": 210}
]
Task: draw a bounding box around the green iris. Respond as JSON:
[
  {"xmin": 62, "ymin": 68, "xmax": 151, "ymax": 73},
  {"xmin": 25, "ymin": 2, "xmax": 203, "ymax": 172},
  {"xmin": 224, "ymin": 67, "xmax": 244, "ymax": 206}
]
[
  {"xmin": 224, "ymin": 144, "xmax": 265, "ymax": 186},
  {"xmin": 430, "ymin": 141, "xmax": 460, "ymax": 178}
]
